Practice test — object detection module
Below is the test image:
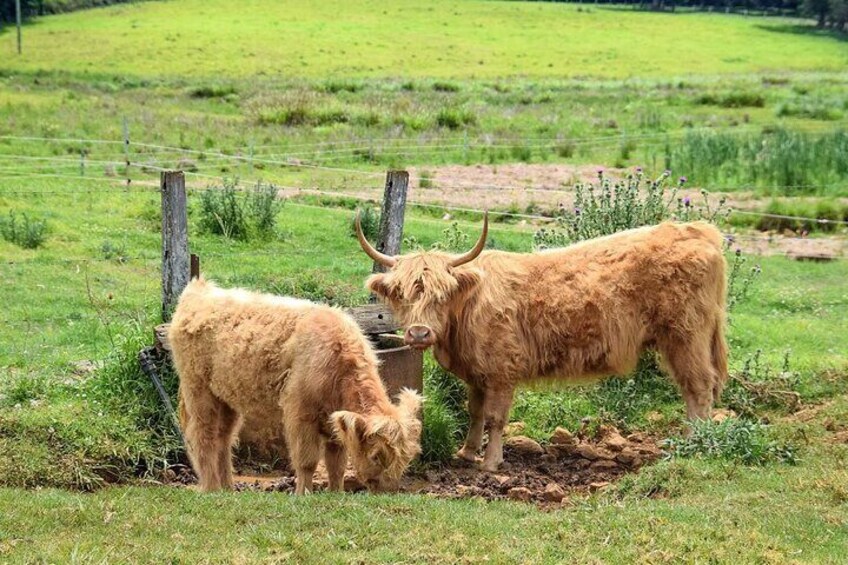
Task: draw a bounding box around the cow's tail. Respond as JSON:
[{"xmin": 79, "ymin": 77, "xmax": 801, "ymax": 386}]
[
  {"xmin": 711, "ymin": 250, "xmax": 729, "ymax": 402},
  {"xmin": 711, "ymin": 316, "xmax": 729, "ymax": 402}
]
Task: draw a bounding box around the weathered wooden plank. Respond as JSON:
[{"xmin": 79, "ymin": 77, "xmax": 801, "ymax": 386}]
[
  {"xmin": 345, "ymin": 303, "xmax": 400, "ymax": 334},
  {"xmin": 153, "ymin": 304, "xmax": 400, "ymax": 355},
  {"xmin": 161, "ymin": 171, "xmax": 189, "ymax": 322}
]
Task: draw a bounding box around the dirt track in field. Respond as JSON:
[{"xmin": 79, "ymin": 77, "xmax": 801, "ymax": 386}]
[{"xmin": 167, "ymin": 425, "xmax": 663, "ymax": 506}]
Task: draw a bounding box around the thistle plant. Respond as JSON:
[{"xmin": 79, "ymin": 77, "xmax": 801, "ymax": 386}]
[
  {"xmin": 533, "ymin": 168, "xmax": 758, "ymax": 312},
  {"xmin": 534, "ymin": 169, "xmax": 733, "ymax": 249}
]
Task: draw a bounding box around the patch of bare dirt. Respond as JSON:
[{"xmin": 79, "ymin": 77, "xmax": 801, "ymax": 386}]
[{"xmin": 169, "ymin": 426, "xmax": 662, "ymax": 505}]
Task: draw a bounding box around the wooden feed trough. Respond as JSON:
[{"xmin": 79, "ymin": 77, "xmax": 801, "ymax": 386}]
[{"xmin": 149, "ymin": 303, "xmax": 423, "ymax": 467}]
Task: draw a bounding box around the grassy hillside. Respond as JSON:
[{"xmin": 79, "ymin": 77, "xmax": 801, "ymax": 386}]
[{"xmin": 0, "ymin": 0, "xmax": 845, "ymax": 79}]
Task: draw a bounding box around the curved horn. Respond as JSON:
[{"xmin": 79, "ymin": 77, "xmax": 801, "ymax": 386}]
[
  {"xmin": 449, "ymin": 211, "xmax": 488, "ymax": 268},
  {"xmin": 355, "ymin": 210, "xmax": 396, "ymax": 268}
]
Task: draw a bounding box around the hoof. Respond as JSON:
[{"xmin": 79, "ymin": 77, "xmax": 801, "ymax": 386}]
[
  {"xmin": 478, "ymin": 459, "xmax": 503, "ymax": 473},
  {"xmin": 456, "ymin": 446, "xmax": 478, "ymax": 462}
]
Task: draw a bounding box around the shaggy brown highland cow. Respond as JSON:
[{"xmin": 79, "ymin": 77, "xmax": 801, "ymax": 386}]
[
  {"xmin": 356, "ymin": 215, "xmax": 728, "ymax": 471},
  {"xmin": 169, "ymin": 279, "xmax": 423, "ymax": 494}
]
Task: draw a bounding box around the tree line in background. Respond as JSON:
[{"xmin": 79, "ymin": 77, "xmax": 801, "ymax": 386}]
[
  {"xmin": 0, "ymin": 0, "xmax": 139, "ymax": 23},
  {"xmin": 1, "ymin": 0, "xmax": 844, "ymax": 33},
  {"xmin": 529, "ymin": 0, "xmax": 845, "ymax": 30}
]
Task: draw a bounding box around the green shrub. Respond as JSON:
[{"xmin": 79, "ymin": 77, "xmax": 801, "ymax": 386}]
[
  {"xmin": 432, "ymin": 81, "xmax": 461, "ymax": 93},
  {"xmin": 663, "ymin": 418, "xmax": 796, "ymax": 466},
  {"xmin": 533, "ymin": 171, "xmax": 728, "ymax": 248},
  {"xmin": 776, "ymin": 101, "xmax": 842, "ymax": 121},
  {"xmin": 197, "ymin": 181, "xmax": 282, "ymax": 241},
  {"xmin": 510, "ymin": 144, "xmax": 532, "ymax": 163},
  {"xmin": 435, "ymin": 108, "xmax": 476, "ymax": 130},
  {"xmin": 322, "ymin": 80, "xmax": 362, "ymax": 94},
  {"xmin": 419, "ymin": 360, "xmax": 467, "ymax": 464},
  {"xmin": 419, "ymin": 171, "xmax": 434, "ymax": 189},
  {"xmin": 432, "ymin": 222, "xmax": 471, "ymax": 253},
  {"xmin": 0, "ymin": 210, "xmax": 47, "ymax": 249},
  {"xmin": 696, "ymin": 91, "xmax": 766, "ymax": 108},
  {"xmin": 100, "ymin": 239, "xmax": 128, "ymax": 263},
  {"xmin": 350, "ymin": 206, "xmax": 381, "ymax": 242},
  {"xmin": 190, "ymin": 84, "xmax": 237, "ymax": 99}
]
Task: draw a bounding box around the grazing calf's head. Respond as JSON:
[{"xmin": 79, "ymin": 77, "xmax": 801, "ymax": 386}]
[
  {"xmin": 356, "ymin": 212, "xmax": 488, "ymax": 350},
  {"xmin": 330, "ymin": 388, "xmax": 423, "ymax": 492}
]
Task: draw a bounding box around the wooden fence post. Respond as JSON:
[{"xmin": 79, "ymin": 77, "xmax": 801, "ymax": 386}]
[
  {"xmin": 371, "ymin": 170, "xmax": 409, "ymax": 275},
  {"xmin": 161, "ymin": 171, "xmax": 189, "ymax": 322}
]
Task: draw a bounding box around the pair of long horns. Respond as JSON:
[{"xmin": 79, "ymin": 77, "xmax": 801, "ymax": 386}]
[{"xmin": 355, "ymin": 210, "xmax": 489, "ymax": 268}]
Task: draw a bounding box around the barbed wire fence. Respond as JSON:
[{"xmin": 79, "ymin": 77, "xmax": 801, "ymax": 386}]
[{"xmin": 1, "ymin": 132, "xmax": 847, "ymax": 360}]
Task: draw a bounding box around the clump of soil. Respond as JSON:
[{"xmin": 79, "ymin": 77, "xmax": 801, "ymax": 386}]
[
  {"xmin": 172, "ymin": 425, "xmax": 663, "ymax": 505},
  {"xmin": 407, "ymin": 425, "xmax": 661, "ymax": 504}
]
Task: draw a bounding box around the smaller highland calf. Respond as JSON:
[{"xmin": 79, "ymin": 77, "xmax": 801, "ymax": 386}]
[{"xmin": 169, "ymin": 279, "xmax": 423, "ymax": 494}]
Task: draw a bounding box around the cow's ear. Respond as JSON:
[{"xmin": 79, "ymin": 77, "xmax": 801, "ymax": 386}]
[
  {"xmin": 453, "ymin": 268, "xmax": 482, "ymax": 295},
  {"xmin": 330, "ymin": 411, "xmax": 369, "ymax": 446},
  {"xmin": 396, "ymin": 388, "xmax": 423, "ymax": 419},
  {"xmin": 366, "ymin": 273, "xmax": 396, "ymax": 300}
]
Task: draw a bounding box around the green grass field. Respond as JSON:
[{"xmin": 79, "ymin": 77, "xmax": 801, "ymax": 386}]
[
  {"xmin": 3, "ymin": 0, "xmax": 846, "ymax": 79},
  {"xmin": 2, "ymin": 1, "xmax": 848, "ymax": 562}
]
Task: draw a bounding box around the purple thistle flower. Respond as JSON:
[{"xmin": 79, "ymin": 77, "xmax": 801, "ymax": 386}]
[
  {"xmin": 574, "ymin": 207, "xmax": 581, "ymax": 215},
  {"xmin": 735, "ymin": 248, "xmax": 742, "ymax": 256},
  {"xmin": 683, "ymin": 196, "xmax": 691, "ymax": 206},
  {"xmin": 679, "ymin": 176, "xmax": 688, "ymax": 184},
  {"xmin": 635, "ymin": 167, "xmax": 643, "ymax": 173}
]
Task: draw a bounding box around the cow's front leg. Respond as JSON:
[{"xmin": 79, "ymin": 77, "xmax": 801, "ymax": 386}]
[
  {"xmin": 480, "ymin": 387, "xmax": 515, "ymax": 472},
  {"xmin": 456, "ymin": 384, "xmax": 485, "ymax": 462}
]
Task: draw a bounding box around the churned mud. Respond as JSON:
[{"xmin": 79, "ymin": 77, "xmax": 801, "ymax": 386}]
[{"xmin": 167, "ymin": 425, "xmax": 663, "ymax": 505}]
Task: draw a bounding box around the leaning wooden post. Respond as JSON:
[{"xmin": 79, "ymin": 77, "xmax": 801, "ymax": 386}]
[
  {"xmin": 371, "ymin": 170, "xmax": 409, "ymax": 275},
  {"xmin": 161, "ymin": 171, "xmax": 189, "ymax": 322}
]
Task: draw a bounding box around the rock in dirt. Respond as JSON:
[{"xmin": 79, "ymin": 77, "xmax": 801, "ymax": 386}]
[
  {"xmin": 504, "ymin": 422, "xmax": 526, "ymax": 437},
  {"xmin": 550, "ymin": 427, "xmax": 576, "ymax": 445},
  {"xmin": 456, "ymin": 485, "xmax": 483, "ymax": 497},
  {"xmin": 601, "ymin": 431, "xmax": 628, "ymax": 452},
  {"xmin": 711, "ymin": 408, "xmax": 737, "ymax": 423},
  {"xmin": 633, "ymin": 444, "xmax": 661, "ymax": 458},
  {"xmin": 491, "ymin": 474, "xmax": 513, "ymax": 488},
  {"xmin": 576, "ymin": 444, "xmax": 615, "ymax": 461},
  {"xmin": 615, "ymin": 448, "xmax": 638, "ymax": 466},
  {"xmin": 547, "ymin": 443, "xmax": 578, "ymax": 459},
  {"xmin": 507, "ymin": 487, "xmax": 533, "ymax": 502},
  {"xmin": 590, "ymin": 460, "xmax": 619, "ymax": 471},
  {"xmin": 505, "ymin": 436, "xmax": 544, "ymax": 457},
  {"xmin": 542, "ymin": 482, "xmax": 566, "ymax": 503},
  {"xmin": 626, "ymin": 432, "xmax": 646, "ymax": 443},
  {"xmin": 589, "ymin": 481, "xmax": 611, "ymax": 493}
]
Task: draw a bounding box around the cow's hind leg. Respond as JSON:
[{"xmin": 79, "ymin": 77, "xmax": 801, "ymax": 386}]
[
  {"xmin": 661, "ymin": 334, "xmax": 718, "ymax": 421},
  {"xmin": 182, "ymin": 386, "xmax": 240, "ymax": 492},
  {"xmin": 480, "ymin": 386, "xmax": 515, "ymax": 472},
  {"xmin": 324, "ymin": 441, "xmax": 347, "ymax": 492},
  {"xmin": 457, "ymin": 384, "xmax": 485, "ymax": 462}
]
